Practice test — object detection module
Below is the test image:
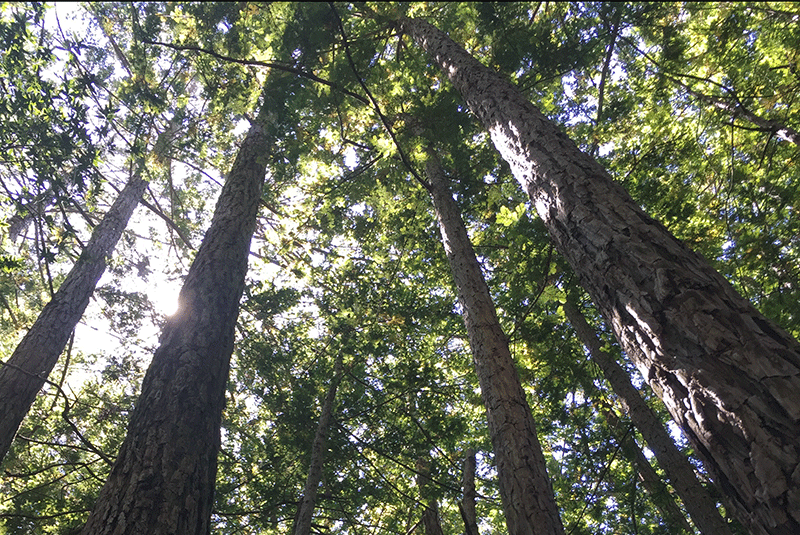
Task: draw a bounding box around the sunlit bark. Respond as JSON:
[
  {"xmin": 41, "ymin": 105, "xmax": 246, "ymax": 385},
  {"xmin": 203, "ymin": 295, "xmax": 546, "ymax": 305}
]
[
  {"xmin": 402, "ymin": 17, "xmax": 800, "ymax": 535},
  {"xmin": 563, "ymin": 299, "xmax": 733, "ymax": 535}
]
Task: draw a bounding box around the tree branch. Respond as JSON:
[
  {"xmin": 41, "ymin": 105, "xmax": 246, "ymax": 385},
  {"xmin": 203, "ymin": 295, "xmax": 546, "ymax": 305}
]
[
  {"xmin": 328, "ymin": 3, "xmax": 430, "ymax": 190},
  {"xmin": 141, "ymin": 38, "xmax": 370, "ymax": 105}
]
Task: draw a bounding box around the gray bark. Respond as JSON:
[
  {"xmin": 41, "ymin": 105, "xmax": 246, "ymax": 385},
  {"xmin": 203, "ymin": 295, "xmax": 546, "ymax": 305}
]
[
  {"xmin": 293, "ymin": 353, "xmax": 344, "ymax": 535},
  {"xmin": 79, "ymin": 119, "xmax": 268, "ymax": 534},
  {"xmin": 426, "ymin": 152, "xmax": 564, "ymax": 535},
  {"xmin": 402, "ymin": 17, "xmax": 800, "ymax": 535},
  {"xmin": 0, "ymin": 170, "xmax": 148, "ymax": 463},
  {"xmin": 563, "ymin": 299, "xmax": 733, "ymax": 535}
]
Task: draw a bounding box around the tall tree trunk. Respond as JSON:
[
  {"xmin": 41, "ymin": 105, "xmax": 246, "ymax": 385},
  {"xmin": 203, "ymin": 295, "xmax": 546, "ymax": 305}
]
[
  {"xmin": 426, "ymin": 152, "xmax": 565, "ymax": 535},
  {"xmin": 401, "ymin": 17, "xmax": 800, "ymax": 535},
  {"xmin": 79, "ymin": 118, "xmax": 268, "ymax": 534},
  {"xmin": 459, "ymin": 448, "xmax": 480, "ymax": 535},
  {"xmin": 293, "ymin": 352, "xmax": 345, "ymax": 535},
  {"xmin": 562, "ymin": 299, "xmax": 734, "ymax": 535},
  {"xmin": 0, "ymin": 168, "xmax": 148, "ymax": 463}
]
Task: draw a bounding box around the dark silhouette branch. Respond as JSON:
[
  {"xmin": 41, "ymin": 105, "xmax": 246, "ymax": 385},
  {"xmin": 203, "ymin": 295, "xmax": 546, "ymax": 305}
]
[
  {"xmin": 328, "ymin": 3, "xmax": 430, "ymax": 190},
  {"xmin": 620, "ymin": 35, "xmax": 800, "ymax": 146},
  {"xmin": 141, "ymin": 39, "xmax": 370, "ymax": 105}
]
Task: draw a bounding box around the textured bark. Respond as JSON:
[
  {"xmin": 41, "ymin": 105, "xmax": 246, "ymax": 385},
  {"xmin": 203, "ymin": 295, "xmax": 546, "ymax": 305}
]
[
  {"xmin": 460, "ymin": 448, "xmax": 480, "ymax": 535},
  {"xmin": 79, "ymin": 121, "xmax": 268, "ymax": 535},
  {"xmin": 0, "ymin": 170, "xmax": 148, "ymax": 463},
  {"xmin": 293, "ymin": 354, "xmax": 344, "ymax": 535},
  {"xmin": 426, "ymin": 153, "xmax": 564, "ymax": 535},
  {"xmin": 402, "ymin": 17, "xmax": 800, "ymax": 535},
  {"xmin": 563, "ymin": 299, "xmax": 733, "ymax": 535}
]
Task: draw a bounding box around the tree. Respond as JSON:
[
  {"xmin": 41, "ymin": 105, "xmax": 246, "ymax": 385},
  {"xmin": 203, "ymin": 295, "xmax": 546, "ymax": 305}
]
[
  {"xmin": 399, "ymin": 15, "xmax": 800, "ymax": 535},
  {"xmin": 78, "ymin": 102, "xmax": 271, "ymax": 532},
  {"xmin": 2, "ymin": 4, "xmax": 800, "ymax": 535},
  {"xmin": 426, "ymin": 150, "xmax": 564, "ymax": 535},
  {"xmin": 0, "ymin": 167, "xmax": 147, "ymax": 463},
  {"xmin": 293, "ymin": 348, "xmax": 345, "ymax": 535},
  {"xmin": 562, "ymin": 298, "xmax": 733, "ymax": 535}
]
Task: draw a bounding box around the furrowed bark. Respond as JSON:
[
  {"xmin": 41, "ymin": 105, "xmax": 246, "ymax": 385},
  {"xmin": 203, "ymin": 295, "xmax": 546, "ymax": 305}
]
[
  {"xmin": 79, "ymin": 120, "xmax": 268, "ymax": 535},
  {"xmin": 426, "ymin": 152, "xmax": 564, "ymax": 535},
  {"xmin": 0, "ymin": 169, "xmax": 148, "ymax": 464},
  {"xmin": 401, "ymin": 17, "xmax": 800, "ymax": 535},
  {"xmin": 563, "ymin": 299, "xmax": 732, "ymax": 535}
]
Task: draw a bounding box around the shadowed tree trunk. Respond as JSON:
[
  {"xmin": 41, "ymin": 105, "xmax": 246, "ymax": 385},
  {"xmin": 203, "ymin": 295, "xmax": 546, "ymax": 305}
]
[
  {"xmin": 401, "ymin": 17, "xmax": 800, "ymax": 535},
  {"xmin": 79, "ymin": 112, "xmax": 269, "ymax": 534},
  {"xmin": 293, "ymin": 351, "xmax": 345, "ymax": 535},
  {"xmin": 0, "ymin": 167, "xmax": 148, "ymax": 464},
  {"xmin": 416, "ymin": 457, "xmax": 444, "ymax": 535},
  {"xmin": 562, "ymin": 298, "xmax": 734, "ymax": 535},
  {"xmin": 460, "ymin": 448, "xmax": 480, "ymax": 535},
  {"xmin": 426, "ymin": 151, "xmax": 565, "ymax": 535}
]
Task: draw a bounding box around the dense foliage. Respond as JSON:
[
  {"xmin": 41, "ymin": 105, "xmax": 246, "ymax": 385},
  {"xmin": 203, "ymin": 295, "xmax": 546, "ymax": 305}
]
[{"xmin": 1, "ymin": 2, "xmax": 798, "ymax": 534}]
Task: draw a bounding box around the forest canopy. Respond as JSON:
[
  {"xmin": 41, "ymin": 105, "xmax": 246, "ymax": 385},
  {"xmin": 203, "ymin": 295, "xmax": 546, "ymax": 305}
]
[{"xmin": 0, "ymin": 2, "xmax": 799, "ymax": 535}]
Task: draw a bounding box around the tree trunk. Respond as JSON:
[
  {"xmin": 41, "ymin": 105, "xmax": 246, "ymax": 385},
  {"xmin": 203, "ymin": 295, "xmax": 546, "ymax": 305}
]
[
  {"xmin": 416, "ymin": 457, "xmax": 444, "ymax": 535},
  {"xmin": 0, "ymin": 169, "xmax": 148, "ymax": 463},
  {"xmin": 401, "ymin": 17, "xmax": 800, "ymax": 535},
  {"xmin": 562, "ymin": 299, "xmax": 734, "ymax": 535},
  {"xmin": 79, "ymin": 119, "xmax": 268, "ymax": 534},
  {"xmin": 460, "ymin": 448, "xmax": 480, "ymax": 535},
  {"xmin": 293, "ymin": 352, "xmax": 345, "ymax": 535},
  {"xmin": 426, "ymin": 152, "xmax": 565, "ymax": 535}
]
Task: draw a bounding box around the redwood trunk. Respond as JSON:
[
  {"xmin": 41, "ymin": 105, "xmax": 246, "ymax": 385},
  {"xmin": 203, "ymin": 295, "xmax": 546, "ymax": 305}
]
[
  {"xmin": 426, "ymin": 153, "xmax": 564, "ymax": 535},
  {"xmin": 0, "ymin": 170, "xmax": 148, "ymax": 463},
  {"xmin": 402, "ymin": 17, "xmax": 800, "ymax": 535},
  {"xmin": 564, "ymin": 296, "xmax": 730, "ymax": 535},
  {"xmin": 79, "ymin": 120, "xmax": 267, "ymax": 534}
]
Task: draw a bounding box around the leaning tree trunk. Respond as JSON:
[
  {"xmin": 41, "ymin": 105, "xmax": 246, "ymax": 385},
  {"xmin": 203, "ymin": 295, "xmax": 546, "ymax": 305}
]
[
  {"xmin": 400, "ymin": 17, "xmax": 800, "ymax": 535},
  {"xmin": 562, "ymin": 298, "xmax": 734, "ymax": 535},
  {"xmin": 426, "ymin": 152, "xmax": 565, "ymax": 535},
  {"xmin": 79, "ymin": 118, "xmax": 268, "ymax": 534},
  {"xmin": 0, "ymin": 168, "xmax": 148, "ymax": 464},
  {"xmin": 293, "ymin": 352, "xmax": 345, "ymax": 535}
]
